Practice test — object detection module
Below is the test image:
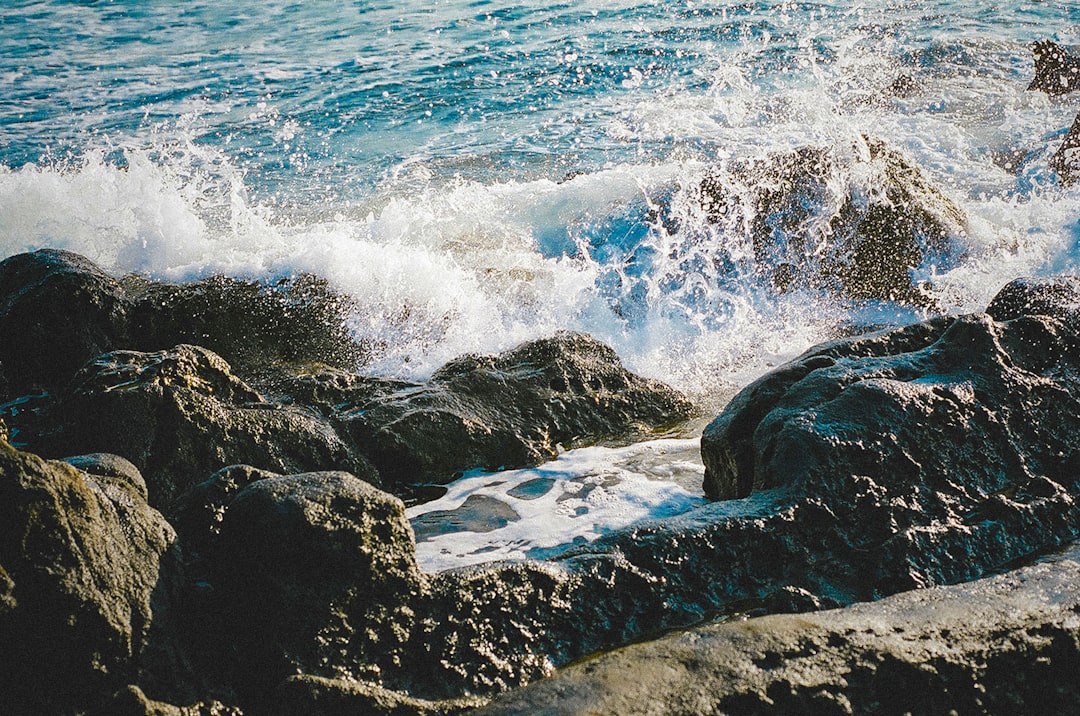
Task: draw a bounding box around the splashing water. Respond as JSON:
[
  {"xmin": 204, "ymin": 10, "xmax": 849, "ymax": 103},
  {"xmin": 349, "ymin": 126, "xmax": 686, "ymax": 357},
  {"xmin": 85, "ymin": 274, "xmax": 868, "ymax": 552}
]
[{"xmin": 4, "ymin": 0, "xmax": 1080, "ymax": 569}]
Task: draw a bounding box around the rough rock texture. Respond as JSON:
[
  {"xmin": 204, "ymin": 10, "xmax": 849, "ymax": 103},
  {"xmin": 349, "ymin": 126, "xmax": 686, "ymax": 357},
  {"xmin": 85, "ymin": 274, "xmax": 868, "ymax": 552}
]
[
  {"xmin": 210, "ymin": 472, "xmax": 426, "ymax": 707},
  {"xmin": 0, "ymin": 248, "xmax": 133, "ymax": 398},
  {"xmin": 0, "ymin": 249, "xmax": 368, "ymax": 403},
  {"xmin": 122, "ymin": 272, "xmax": 367, "ymax": 377},
  {"xmin": 697, "ymin": 136, "xmax": 966, "ymax": 303},
  {"xmin": 23, "ymin": 344, "xmax": 379, "ymax": 516},
  {"xmin": 1028, "ymin": 40, "xmax": 1080, "ymax": 96},
  {"xmin": 272, "ymin": 675, "xmax": 484, "ymax": 716},
  {"xmin": 0, "ymin": 441, "xmax": 196, "ymax": 715},
  {"xmin": 1050, "ymin": 110, "xmax": 1080, "ymax": 186},
  {"xmin": 474, "ymin": 544, "xmax": 1080, "ymax": 715},
  {"xmin": 323, "ymin": 331, "xmax": 697, "ymax": 489}
]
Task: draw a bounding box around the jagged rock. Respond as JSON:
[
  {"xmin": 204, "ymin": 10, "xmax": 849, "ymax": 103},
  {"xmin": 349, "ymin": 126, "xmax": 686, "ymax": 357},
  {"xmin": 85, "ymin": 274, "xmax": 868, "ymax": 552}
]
[
  {"xmin": 123, "ymin": 272, "xmax": 367, "ymax": 377},
  {"xmin": 697, "ymin": 137, "xmax": 966, "ymax": 303},
  {"xmin": 0, "ymin": 250, "xmax": 368, "ymax": 404},
  {"xmin": 0, "ymin": 248, "xmax": 133, "ymax": 399},
  {"xmin": 1050, "ymin": 110, "xmax": 1080, "ymax": 186},
  {"xmin": 211, "ymin": 472, "xmax": 425, "ymax": 707},
  {"xmin": 473, "ymin": 543, "xmax": 1080, "ymax": 715},
  {"xmin": 102, "ymin": 685, "xmax": 241, "ymax": 716},
  {"xmin": 0, "ymin": 441, "xmax": 196, "ymax": 714},
  {"xmin": 1028, "ymin": 40, "xmax": 1080, "ymax": 96},
  {"xmin": 23, "ymin": 345, "xmax": 378, "ymax": 516},
  {"xmin": 325, "ymin": 331, "xmax": 697, "ymax": 490}
]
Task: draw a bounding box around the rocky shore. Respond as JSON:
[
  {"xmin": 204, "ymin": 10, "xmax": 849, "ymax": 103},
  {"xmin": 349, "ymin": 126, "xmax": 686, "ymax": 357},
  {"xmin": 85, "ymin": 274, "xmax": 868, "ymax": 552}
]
[
  {"xmin": 6, "ymin": 102, "xmax": 1080, "ymax": 716},
  {"xmin": 2, "ymin": 244, "xmax": 1079, "ymax": 715}
]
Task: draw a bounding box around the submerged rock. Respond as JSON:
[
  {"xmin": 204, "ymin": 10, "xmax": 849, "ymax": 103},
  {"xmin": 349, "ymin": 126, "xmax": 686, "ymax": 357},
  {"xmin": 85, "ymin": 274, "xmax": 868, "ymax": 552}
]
[
  {"xmin": 0, "ymin": 441, "xmax": 197, "ymax": 714},
  {"xmin": 475, "ymin": 543, "xmax": 1080, "ymax": 715},
  {"xmin": 24, "ymin": 344, "xmax": 378, "ymax": 516},
  {"xmin": 697, "ymin": 136, "xmax": 966, "ymax": 303},
  {"xmin": 1028, "ymin": 40, "xmax": 1080, "ymax": 96}
]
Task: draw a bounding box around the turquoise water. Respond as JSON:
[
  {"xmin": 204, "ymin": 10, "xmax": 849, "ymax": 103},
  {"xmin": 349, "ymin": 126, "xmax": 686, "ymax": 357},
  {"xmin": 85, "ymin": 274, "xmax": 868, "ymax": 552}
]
[{"xmin": 2, "ymin": 0, "xmax": 1079, "ymax": 398}]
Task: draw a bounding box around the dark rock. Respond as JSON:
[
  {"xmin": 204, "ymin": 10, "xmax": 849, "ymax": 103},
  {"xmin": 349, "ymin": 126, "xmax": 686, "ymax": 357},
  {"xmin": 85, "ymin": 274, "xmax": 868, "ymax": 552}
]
[
  {"xmin": 1028, "ymin": 40, "xmax": 1080, "ymax": 96},
  {"xmin": 473, "ymin": 543, "xmax": 1080, "ymax": 716},
  {"xmin": 24, "ymin": 344, "xmax": 378, "ymax": 516},
  {"xmin": 0, "ymin": 250, "xmax": 369, "ymax": 404},
  {"xmin": 1050, "ymin": 110, "xmax": 1080, "ymax": 186},
  {"xmin": 0, "ymin": 248, "xmax": 133, "ymax": 399},
  {"xmin": 0, "ymin": 440, "xmax": 195, "ymax": 714},
  {"xmin": 211, "ymin": 472, "xmax": 425, "ymax": 705},
  {"xmin": 985, "ymin": 275, "xmax": 1080, "ymax": 321},
  {"xmin": 330, "ymin": 331, "xmax": 698, "ymax": 490},
  {"xmin": 697, "ymin": 137, "xmax": 966, "ymax": 303},
  {"xmin": 101, "ymin": 685, "xmax": 241, "ymax": 716},
  {"xmin": 123, "ymin": 272, "xmax": 368, "ymax": 377}
]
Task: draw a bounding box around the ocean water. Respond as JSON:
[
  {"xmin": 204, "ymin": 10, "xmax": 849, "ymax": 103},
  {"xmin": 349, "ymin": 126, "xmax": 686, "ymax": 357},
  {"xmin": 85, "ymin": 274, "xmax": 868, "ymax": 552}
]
[{"xmin": 3, "ymin": 1, "xmax": 1079, "ymax": 570}]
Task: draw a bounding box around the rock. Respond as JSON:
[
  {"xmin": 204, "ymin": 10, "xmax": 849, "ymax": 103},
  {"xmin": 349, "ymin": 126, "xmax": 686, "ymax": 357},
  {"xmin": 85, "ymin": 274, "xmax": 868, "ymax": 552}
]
[
  {"xmin": 0, "ymin": 248, "xmax": 133, "ymax": 399},
  {"xmin": 123, "ymin": 272, "xmax": 368, "ymax": 377},
  {"xmin": 0, "ymin": 440, "xmax": 196, "ymax": 714},
  {"xmin": 697, "ymin": 136, "xmax": 966, "ymax": 303},
  {"xmin": 0, "ymin": 250, "xmax": 369, "ymax": 404},
  {"xmin": 473, "ymin": 543, "xmax": 1080, "ymax": 716},
  {"xmin": 102, "ymin": 685, "xmax": 241, "ymax": 716},
  {"xmin": 1050, "ymin": 110, "xmax": 1080, "ymax": 186},
  {"xmin": 22, "ymin": 344, "xmax": 378, "ymax": 516},
  {"xmin": 272, "ymin": 675, "xmax": 484, "ymax": 716},
  {"xmin": 1028, "ymin": 40, "xmax": 1080, "ymax": 96},
  {"xmin": 985, "ymin": 275, "xmax": 1080, "ymax": 321},
  {"xmin": 329, "ymin": 331, "xmax": 698, "ymax": 490},
  {"xmin": 211, "ymin": 472, "xmax": 425, "ymax": 707}
]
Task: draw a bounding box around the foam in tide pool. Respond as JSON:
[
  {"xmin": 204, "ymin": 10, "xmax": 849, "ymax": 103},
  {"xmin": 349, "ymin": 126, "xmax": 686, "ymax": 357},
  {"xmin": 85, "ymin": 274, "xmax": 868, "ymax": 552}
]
[{"xmin": 405, "ymin": 438, "xmax": 706, "ymax": 573}]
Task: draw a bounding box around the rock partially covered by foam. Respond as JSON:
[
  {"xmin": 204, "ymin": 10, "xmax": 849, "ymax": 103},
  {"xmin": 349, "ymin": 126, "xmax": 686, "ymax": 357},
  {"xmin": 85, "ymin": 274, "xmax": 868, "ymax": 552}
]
[
  {"xmin": 474, "ymin": 544, "xmax": 1080, "ymax": 716},
  {"xmin": 0, "ymin": 442, "xmax": 195, "ymax": 714},
  {"xmin": 1028, "ymin": 40, "xmax": 1080, "ymax": 96},
  {"xmin": 1050, "ymin": 111, "xmax": 1080, "ymax": 186},
  {"xmin": 279, "ymin": 331, "xmax": 698, "ymax": 490},
  {"xmin": 26, "ymin": 345, "xmax": 378, "ymax": 516},
  {"xmin": 697, "ymin": 137, "xmax": 966, "ymax": 303}
]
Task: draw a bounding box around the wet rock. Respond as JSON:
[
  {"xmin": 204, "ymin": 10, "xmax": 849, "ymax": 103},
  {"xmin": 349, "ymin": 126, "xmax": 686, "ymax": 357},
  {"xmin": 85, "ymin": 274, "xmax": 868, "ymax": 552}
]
[
  {"xmin": 102, "ymin": 685, "xmax": 241, "ymax": 716},
  {"xmin": 329, "ymin": 331, "xmax": 698, "ymax": 490},
  {"xmin": 0, "ymin": 440, "xmax": 196, "ymax": 715},
  {"xmin": 697, "ymin": 136, "xmax": 966, "ymax": 303},
  {"xmin": 0, "ymin": 248, "xmax": 133, "ymax": 399},
  {"xmin": 474, "ymin": 543, "xmax": 1080, "ymax": 716},
  {"xmin": 985, "ymin": 275, "xmax": 1080, "ymax": 321},
  {"xmin": 123, "ymin": 272, "xmax": 367, "ymax": 377},
  {"xmin": 1050, "ymin": 110, "xmax": 1080, "ymax": 186},
  {"xmin": 23, "ymin": 345, "xmax": 377, "ymax": 516},
  {"xmin": 211, "ymin": 472, "xmax": 425, "ymax": 706},
  {"xmin": 0, "ymin": 250, "xmax": 368, "ymax": 404},
  {"xmin": 1028, "ymin": 40, "xmax": 1080, "ymax": 96}
]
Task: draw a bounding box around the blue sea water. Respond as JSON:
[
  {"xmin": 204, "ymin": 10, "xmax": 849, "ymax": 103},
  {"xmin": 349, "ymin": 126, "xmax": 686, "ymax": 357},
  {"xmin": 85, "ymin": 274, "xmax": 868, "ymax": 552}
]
[{"xmin": 3, "ymin": 1, "xmax": 1080, "ymax": 568}]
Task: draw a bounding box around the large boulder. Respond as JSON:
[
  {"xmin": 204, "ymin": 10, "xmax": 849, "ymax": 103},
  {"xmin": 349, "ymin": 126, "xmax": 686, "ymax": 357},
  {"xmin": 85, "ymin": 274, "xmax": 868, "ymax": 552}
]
[
  {"xmin": 697, "ymin": 137, "xmax": 966, "ymax": 303},
  {"xmin": 0, "ymin": 249, "xmax": 133, "ymax": 399},
  {"xmin": 1028, "ymin": 40, "xmax": 1080, "ymax": 96},
  {"xmin": 21, "ymin": 344, "xmax": 378, "ymax": 516},
  {"xmin": 209, "ymin": 472, "xmax": 425, "ymax": 707},
  {"xmin": 474, "ymin": 543, "xmax": 1080, "ymax": 715},
  {"xmin": 0, "ymin": 443, "xmax": 196, "ymax": 714},
  {"xmin": 323, "ymin": 331, "xmax": 697, "ymax": 490}
]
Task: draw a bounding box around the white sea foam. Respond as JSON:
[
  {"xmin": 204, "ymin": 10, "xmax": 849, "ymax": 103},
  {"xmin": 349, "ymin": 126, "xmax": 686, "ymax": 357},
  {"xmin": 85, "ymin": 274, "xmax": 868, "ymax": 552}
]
[{"xmin": 405, "ymin": 438, "xmax": 706, "ymax": 573}]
